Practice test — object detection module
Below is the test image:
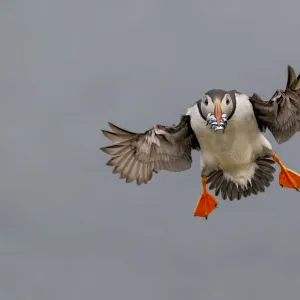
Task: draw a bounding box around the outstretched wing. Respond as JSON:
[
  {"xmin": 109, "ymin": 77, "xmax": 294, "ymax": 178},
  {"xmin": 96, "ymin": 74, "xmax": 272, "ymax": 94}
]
[
  {"xmin": 100, "ymin": 115, "xmax": 200, "ymax": 185},
  {"xmin": 249, "ymin": 65, "xmax": 300, "ymax": 144}
]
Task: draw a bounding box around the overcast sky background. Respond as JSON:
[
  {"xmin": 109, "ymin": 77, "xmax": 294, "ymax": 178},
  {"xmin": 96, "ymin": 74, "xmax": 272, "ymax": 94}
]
[{"xmin": 1, "ymin": 0, "xmax": 300, "ymax": 299}]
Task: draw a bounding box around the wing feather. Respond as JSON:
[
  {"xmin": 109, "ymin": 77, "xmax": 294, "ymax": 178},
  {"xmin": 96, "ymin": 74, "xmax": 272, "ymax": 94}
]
[
  {"xmin": 250, "ymin": 65, "xmax": 300, "ymax": 144},
  {"xmin": 100, "ymin": 115, "xmax": 200, "ymax": 184}
]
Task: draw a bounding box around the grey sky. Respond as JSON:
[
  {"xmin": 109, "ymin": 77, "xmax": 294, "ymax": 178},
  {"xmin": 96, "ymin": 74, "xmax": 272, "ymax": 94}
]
[{"xmin": 1, "ymin": 0, "xmax": 300, "ymax": 299}]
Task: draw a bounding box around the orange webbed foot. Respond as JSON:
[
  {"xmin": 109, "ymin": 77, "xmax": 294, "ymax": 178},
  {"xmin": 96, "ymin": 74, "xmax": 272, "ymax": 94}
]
[
  {"xmin": 194, "ymin": 177, "xmax": 218, "ymax": 219},
  {"xmin": 278, "ymin": 168, "xmax": 300, "ymax": 191},
  {"xmin": 273, "ymin": 154, "xmax": 300, "ymax": 191}
]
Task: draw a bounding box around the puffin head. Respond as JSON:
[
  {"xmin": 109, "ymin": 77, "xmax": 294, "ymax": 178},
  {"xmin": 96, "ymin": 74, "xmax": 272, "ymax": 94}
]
[{"xmin": 198, "ymin": 89, "xmax": 237, "ymax": 132}]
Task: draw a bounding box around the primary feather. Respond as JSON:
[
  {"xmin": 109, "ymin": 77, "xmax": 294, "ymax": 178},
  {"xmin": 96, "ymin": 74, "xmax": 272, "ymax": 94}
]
[{"xmin": 250, "ymin": 65, "xmax": 300, "ymax": 144}]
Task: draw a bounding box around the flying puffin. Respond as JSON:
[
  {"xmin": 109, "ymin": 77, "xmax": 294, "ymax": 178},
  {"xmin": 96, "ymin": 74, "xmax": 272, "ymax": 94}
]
[{"xmin": 100, "ymin": 65, "xmax": 300, "ymax": 219}]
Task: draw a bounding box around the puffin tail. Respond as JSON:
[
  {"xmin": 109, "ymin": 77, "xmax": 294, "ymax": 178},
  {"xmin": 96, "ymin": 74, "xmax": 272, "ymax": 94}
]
[{"xmin": 206, "ymin": 156, "xmax": 276, "ymax": 201}]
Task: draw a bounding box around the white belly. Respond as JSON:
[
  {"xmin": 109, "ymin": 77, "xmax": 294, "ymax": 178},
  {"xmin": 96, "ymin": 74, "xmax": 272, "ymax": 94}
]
[
  {"xmin": 187, "ymin": 95, "xmax": 273, "ymax": 186},
  {"xmin": 194, "ymin": 115, "xmax": 263, "ymax": 171}
]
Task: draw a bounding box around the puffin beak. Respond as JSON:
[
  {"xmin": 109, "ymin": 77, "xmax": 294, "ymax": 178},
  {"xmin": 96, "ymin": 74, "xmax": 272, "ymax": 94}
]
[{"xmin": 214, "ymin": 100, "xmax": 222, "ymax": 125}]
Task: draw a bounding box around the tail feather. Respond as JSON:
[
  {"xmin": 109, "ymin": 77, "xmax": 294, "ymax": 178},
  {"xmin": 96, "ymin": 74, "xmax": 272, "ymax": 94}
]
[{"xmin": 207, "ymin": 156, "xmax": 276, "ymax": 201}]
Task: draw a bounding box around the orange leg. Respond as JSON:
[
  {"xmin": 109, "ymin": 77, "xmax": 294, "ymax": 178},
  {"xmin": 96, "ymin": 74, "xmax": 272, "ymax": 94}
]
[
  {"xmin": 273, "ymin": 154, "xmax": 300, "ymax": 191},
  {"xmin": 194, "ymin": 177, "xmax": 218, "ymax": 219}
]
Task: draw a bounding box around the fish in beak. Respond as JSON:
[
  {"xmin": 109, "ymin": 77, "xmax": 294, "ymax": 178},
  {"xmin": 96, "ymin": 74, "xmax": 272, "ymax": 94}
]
[{"xmin": 206, "ymin": 99, "xmax": 228, "ymax": 132}]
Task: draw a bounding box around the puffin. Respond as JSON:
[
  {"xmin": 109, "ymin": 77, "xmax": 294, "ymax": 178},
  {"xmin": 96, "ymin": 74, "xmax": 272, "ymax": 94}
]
[{"xmin": 100, "ymin": 65, "xmax": 300, "ymax": 219}]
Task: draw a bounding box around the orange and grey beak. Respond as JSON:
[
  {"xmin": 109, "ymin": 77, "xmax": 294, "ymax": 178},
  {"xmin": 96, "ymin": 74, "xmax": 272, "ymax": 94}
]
[{"xmin": 214, "ymin": 100, "xmax": 222, "ymax": 125}]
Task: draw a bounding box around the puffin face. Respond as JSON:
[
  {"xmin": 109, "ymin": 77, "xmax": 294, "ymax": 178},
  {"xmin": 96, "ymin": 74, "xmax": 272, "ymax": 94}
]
[{"xmin": 198, "ymin": 89, "xmax": 236, "ymax": 132}]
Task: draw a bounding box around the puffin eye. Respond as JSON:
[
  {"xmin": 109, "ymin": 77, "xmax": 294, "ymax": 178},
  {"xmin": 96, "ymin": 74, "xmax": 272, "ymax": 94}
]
[
  {"xmin": 226, "ymin": 98, "xmax": 230, "ymax": 105},
  {"xmin": 204, "ymin": 99, "xmax": 208, "ymax": 106}
]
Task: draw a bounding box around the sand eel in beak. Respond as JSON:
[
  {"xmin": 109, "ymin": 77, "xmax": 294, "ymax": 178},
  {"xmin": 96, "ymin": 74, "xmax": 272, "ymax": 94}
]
[{"xmin": 100, "ymin": 65, "xmax": 300, "ymax": 220}]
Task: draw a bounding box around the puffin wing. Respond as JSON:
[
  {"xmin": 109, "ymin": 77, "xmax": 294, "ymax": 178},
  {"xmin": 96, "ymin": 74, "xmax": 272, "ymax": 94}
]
[
  {"xmin": 249, "ymin": 65, "xmax": 300, "ymax": 144},
  {"xmin": 100, "ymin": 115, "xmax": 200, "ymax": 185}
]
